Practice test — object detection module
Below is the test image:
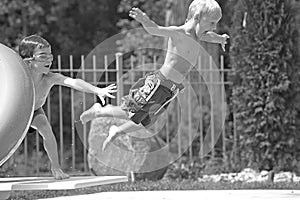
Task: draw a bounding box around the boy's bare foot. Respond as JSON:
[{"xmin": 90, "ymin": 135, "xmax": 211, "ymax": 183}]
[
  {"xmin": 51, "ymin": 167, "xmax": 70, "ymax": 180},
  {"xmin": 80, "ymin": 103, "xmax": 101, "ymax": 124},
  {"xmin": 102, "ymin": 125, "xmax": 123, "ymax": 151}
]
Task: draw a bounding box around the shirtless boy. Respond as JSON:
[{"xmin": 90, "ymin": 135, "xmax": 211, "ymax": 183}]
[
  {"xmin": 19, "ymin": 35, "xmax": 116, "ymax": 179},
  {"xmin": 80, "ymin": 0, "xmax": 229, "ymax": 150}
]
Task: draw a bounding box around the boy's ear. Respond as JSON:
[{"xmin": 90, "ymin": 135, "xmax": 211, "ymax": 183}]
[{"xmin": 194, "ymin": 13, "xmax": 201, "ymax": 22}]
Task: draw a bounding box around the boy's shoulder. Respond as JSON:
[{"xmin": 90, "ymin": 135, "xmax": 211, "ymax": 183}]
[
  {"xmin": 170, "ymin": 25, "xmax": 188, "ymax": 35},
  {"xmin": 45, "ymin": 71, "xmax": 56, "ymax": 79},
  {"xmin": 169, "ymin": 26, "xmax": 198, "ymax": 42},
  {"xmin": 44, "ymin": 72, "xmax": 64, "ymax": 83}
]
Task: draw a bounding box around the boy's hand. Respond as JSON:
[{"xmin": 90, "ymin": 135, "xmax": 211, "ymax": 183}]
[
  {"xmin": 220, "ymin": 34, "xmax": 230, "ymax": 51},
  {"xmin": 129, "ymin": 7, "xmax": 150, "ymax": 24},
  {"xmin": 95, "ymin": 84, "xmax": 117, "ymax": 104}
]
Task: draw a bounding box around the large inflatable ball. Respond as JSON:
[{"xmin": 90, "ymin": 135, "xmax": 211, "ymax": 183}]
[{"xmin": 0, "ymin": 43, "xmax": 35, "ymax": 166}]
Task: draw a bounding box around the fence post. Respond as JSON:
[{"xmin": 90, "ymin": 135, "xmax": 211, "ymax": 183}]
[
  {"xmin": 209, "ymin": 55, "xmax": 215, "ymax": 159},
  {"xmin": 92, "ymin": 55, "xmax": 97, "ymax": 103},
  {"xmin": 58, "ymin": 55, "xmax": 64, "ymax": 168},
  {"xmin": 70, "ymin": 55, "xmax": 75, "ymax": 172},
  {"xmin": 188, "ymin": 74, "xmax": 193, "ymax": 162},
  {"xmin": 233, "ymin": 112, "xmax": 238, "ymax": 165},
  {"xmin": 220, "ymin": 55, "xmax": 227, "ymax": 164},
  {"xmin": 116, "ymin": 53, "xmax": 123, "ymax": 105},
  {"xmin": 24, "ymin": 136, "xmax": 28, "ymax": 174},
  {"xmin": 36, "ymin": 131, "xmax": 40, "ymax": 175},
  {"xmin": 198, "ymin": 56, "xmax": 204, "ymax": 163},
  {"xmin": 81, "ymin": 55, "xmax": 88, "ymax": 173}
]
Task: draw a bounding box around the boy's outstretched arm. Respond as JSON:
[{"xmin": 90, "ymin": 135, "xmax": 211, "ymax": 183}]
[
  {"xmin": 51, "ymin": 73, "xmax": 117, "ymax": 104},
  {"xmin": 129, "ymin": 7, "xmax": 180, "ymax": 37},
  {"xmin": 199, "ymin": 32, "xmax": 229, "ymax": 51}
]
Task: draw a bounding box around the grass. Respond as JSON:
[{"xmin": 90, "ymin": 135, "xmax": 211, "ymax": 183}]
[{"xmin": 9, "ymin": 179, "xmax": 300, "ymax": 200}]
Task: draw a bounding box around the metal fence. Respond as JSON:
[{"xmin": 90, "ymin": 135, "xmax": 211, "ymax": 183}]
[{"xmin": 1, "ymin": 53, "xmax": 237, "ymax": 176}]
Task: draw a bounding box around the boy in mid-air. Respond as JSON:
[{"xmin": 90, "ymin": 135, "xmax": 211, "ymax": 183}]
[
  {"xmin": 80, "ymin": 0, "xmax": 229, "ymax": 150},
  {"xmin": 19, "ymin": 35, "xmax": 117, "ymax": 179}
]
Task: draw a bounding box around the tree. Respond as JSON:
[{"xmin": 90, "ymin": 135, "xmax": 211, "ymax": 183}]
[
  {"xmin": 0, "ymin": 0, "xmax": 121, "ymax": 57},
  {"xmin": 0, "ymin": 0, "xmax": 49, "ymax": 48},
  {"xmin": 230, "ymin": 0, "xmax": 300, "ymax": 172},
  {"xmin": 116, "ymin": 0, "xmax": 168, "ymax": 67}
]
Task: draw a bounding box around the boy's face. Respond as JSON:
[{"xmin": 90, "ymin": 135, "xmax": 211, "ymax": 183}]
[
  {"xmin": 195, "ymin": 15, "xmax": 221, "ymax": 36},
  {"xmin": 30, "ymin": 47, "xmax": 53, "ymax": 74}
]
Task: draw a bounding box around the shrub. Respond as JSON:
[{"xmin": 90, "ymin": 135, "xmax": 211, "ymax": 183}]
[{"xmin": 230, "ymin": 0, "xmax": 300, "ymax": 172}]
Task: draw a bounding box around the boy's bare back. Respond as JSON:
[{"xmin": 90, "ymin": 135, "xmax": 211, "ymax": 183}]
[
  {"xmin": 81, "ymin": 1, "xmax": 229, "ymax": 151},
  {"xmin": 20, "ymin": 34, "xmax": 116, "ymax": 179},
  {"xmin": 160, "ymin": 28, "xmax": 201, "ymax": 83},
  {"xmin": 32, "ymin": 72, "xmax": 58, "ymax": 110},
  {"xmin": 27, "ymin": 62, "xmax": 63, "ymax": 110},
  {"xmin": 129, "ymin": 3, "xmax": 227, "ymax": 84}
]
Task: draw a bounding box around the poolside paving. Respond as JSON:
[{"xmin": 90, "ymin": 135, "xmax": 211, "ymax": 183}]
[
  {"xmin": 0, "ymin": 176, "xmax": 128, "ymax": 191},
  {"xmin": 38, "ymin": 190, "xmax": 300, "ymax": 200}
]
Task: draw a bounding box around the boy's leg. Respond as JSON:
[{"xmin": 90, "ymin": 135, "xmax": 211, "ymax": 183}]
[
  {"xmin": 80, "ymin": 103, "xmax": 129, "ymax": 123},
  {"xmin": 81, "ymin": 74, "xmax": 148, "ymax": 124},
  {"xmin": 102, "ymin": 120, "xmax": 144, "ymax": 150},
  {"xmin": 101, "ymin": 73, "xmax": 160, "ymax": 150},
  {"xmin": 31, "ymin": 108, "xmax": 69, "ymax": 180}
]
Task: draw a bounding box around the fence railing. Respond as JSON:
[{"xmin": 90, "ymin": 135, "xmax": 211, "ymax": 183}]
[{"xmin": 1, "ymin": 53, "xmax": 236, "ymax": 176}]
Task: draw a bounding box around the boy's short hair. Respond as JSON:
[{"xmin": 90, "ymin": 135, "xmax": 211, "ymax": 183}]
[
  {"xmin": 19, "ymin": 35, "xmax": 50, "ymax": 59},
  {"xmin": 186, "ymin": 0, "xmax": 222, "ymax": 21}
]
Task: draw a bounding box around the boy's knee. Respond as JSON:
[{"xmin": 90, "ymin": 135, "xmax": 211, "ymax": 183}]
[{"xmin": 36, "ymin": 123, "xmax": 53, "ymax": 136}]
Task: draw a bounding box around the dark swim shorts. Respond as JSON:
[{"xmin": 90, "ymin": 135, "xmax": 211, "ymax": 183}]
[{"xmin": 121, "ymin": 71, "xmax": 184, "ymax": 127}]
